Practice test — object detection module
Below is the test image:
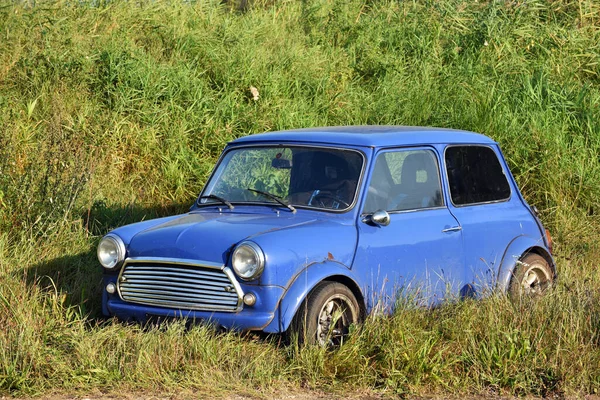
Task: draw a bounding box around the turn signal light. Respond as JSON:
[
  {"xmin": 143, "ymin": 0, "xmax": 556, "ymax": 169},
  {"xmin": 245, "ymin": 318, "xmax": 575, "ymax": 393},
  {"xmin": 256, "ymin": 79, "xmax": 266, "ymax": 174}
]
[{"xmin": 243, "ymin": 292, "xmax": 257, "ymax": 306}]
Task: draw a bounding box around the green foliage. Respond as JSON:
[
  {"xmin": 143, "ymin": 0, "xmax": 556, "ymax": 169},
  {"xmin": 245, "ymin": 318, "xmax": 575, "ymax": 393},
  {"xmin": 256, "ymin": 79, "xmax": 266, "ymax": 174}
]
[
  {"xmin": 212, "ymin": 147, "xmax": 292, "ymax": 199},
  {"xmin": 0, "ymin": 0, "xmax": 599, "ymax": 397}
]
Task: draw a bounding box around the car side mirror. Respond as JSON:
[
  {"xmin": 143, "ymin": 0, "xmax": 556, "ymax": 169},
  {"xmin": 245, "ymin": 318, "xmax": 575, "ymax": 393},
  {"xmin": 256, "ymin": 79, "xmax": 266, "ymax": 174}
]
[{"xmin": 364, "ymin": 210, "xmax": 390, "ymax": 227}]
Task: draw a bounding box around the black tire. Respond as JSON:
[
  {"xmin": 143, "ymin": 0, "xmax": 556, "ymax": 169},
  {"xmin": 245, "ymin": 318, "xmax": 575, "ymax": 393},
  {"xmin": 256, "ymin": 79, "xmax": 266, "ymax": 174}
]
[
  {"xmin": 508, "ymin": 253, "xmax": 554, "ymax": 299},
  {"xmin": 291, "ymin": 281, "xmax": 361, "ymax": 347}
]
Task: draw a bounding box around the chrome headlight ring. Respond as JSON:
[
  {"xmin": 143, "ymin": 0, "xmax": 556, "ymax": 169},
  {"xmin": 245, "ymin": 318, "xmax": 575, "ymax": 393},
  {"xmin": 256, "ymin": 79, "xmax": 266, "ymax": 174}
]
[
  {"xmin": 231, "ymin": 241, "xmax": 265, "ymax": 281},
  {"xmin": 97, "ymin": 233, "xmax": 126, "ymax": 270}
]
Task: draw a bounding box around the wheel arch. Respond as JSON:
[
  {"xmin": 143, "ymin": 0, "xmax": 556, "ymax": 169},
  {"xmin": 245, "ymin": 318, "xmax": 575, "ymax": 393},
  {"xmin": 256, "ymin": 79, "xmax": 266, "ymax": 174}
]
[
  {"xmin": 497, "ymin": 235, "xmax": 556, "ymax": 292},
  {"xmin": 261, "ymin": 262, "xmax": 365, "ymax": 333}
]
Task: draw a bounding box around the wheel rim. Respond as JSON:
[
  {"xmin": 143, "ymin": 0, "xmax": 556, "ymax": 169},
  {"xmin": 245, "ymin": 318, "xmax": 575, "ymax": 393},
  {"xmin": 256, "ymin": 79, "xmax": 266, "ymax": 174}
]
[
  {"xmin": 315, "ymin": 294, "xmax": 357, "ymax": 347},
  {"xmin": 520, "ymin": 263, "xmax": 552, "ymax": 295}
]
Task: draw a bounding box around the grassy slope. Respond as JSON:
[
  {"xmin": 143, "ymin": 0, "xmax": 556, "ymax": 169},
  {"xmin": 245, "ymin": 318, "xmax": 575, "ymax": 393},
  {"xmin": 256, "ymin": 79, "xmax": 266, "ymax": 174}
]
[{"xmin": 0, "ymin": 0, "xmax": 599, "ymax": 396}]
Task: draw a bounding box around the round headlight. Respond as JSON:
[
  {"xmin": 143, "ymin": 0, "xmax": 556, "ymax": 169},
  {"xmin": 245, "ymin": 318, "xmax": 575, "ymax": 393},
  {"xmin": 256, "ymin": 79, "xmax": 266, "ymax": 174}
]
[
  {"xmin": 232, "ymin": 241, "xmax": 265, "ymax": 281},
  {"xmin": 97, "ymin": 234, "xmax": 126, "ymax": 270}
]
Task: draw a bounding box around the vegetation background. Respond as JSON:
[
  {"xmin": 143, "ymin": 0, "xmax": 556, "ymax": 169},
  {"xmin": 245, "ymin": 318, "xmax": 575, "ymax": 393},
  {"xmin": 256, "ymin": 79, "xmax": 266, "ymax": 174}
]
[{"xmin": 0, "ymin": 0, "xmax": 599, "ymax": 397}]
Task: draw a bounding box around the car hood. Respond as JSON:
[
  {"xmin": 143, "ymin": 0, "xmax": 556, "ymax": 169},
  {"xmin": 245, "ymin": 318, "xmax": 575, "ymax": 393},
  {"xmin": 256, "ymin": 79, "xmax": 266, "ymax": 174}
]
[{"xmin": 125, "ymin": 210, "xmax": 324, "ymax": 264}]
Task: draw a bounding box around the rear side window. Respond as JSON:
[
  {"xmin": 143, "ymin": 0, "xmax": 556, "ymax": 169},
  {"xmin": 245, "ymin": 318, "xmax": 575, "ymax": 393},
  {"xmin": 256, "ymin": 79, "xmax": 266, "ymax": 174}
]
[{"xmin": 445, "ymin": 146, "xmax": 511, "ymax": 206}]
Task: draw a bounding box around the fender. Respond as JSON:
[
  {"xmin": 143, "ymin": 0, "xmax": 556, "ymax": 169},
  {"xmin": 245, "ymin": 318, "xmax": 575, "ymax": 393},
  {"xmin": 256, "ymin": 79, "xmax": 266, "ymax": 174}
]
[
  {"xmin": 261, "ymin": 260, "xmax": 363, "ymax": 333},
  {"xmin": 496, "ymin": 235, "xmax": 556, "ymax": 292}
]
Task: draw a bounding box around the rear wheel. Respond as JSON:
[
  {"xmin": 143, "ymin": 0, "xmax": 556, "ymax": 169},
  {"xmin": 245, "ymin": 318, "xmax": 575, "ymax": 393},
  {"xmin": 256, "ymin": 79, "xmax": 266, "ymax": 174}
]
[
  {"xmin": 508, "ymin": 253, "xmax": 554, "ymax": 299},
  {"xmin": 291, "ymin": 281, "xmax": 361, "ymax": 347}
]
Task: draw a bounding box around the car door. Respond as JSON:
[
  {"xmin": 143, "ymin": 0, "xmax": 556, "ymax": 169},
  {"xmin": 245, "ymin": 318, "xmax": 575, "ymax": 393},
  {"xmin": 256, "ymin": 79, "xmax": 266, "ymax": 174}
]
[
  {"xmin": 443, "ymin": 144, "xmax": 530, "ymax": 294},
  {"xmin": 352, "ymin": 147, "xmax": 465, "ymax": 312}
]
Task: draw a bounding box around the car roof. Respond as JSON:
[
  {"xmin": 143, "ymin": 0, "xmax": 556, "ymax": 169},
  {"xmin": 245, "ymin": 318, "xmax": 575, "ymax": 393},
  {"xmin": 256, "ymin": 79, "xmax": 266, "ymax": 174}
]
[{"xmin": 229, "ymin": 126, "xmax": 497, "ymax": 148}]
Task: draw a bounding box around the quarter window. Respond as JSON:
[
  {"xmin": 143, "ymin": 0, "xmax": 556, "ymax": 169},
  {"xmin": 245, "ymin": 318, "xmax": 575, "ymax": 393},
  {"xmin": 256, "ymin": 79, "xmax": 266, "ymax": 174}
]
[
  {"xmin": 364, "ymin": 150, "xmax": 443, "ymax": 213},
  {"xmin": 445, "ymin": 146, "xmax": 511, "ymax": 205}
]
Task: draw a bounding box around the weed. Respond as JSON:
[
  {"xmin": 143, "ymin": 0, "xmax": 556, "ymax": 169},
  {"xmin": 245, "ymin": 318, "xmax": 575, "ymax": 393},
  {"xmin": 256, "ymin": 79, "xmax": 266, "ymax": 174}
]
[{"xmin": 0, "ymin": 0, "xmax": 599, "ymax": 397}]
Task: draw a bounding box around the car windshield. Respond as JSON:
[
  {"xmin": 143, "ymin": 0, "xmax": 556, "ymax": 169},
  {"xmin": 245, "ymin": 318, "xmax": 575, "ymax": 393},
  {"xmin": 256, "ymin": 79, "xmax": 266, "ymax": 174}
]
[{"xmin": 199, "ymin": 146, "xmax": 364, "ymax": 211}]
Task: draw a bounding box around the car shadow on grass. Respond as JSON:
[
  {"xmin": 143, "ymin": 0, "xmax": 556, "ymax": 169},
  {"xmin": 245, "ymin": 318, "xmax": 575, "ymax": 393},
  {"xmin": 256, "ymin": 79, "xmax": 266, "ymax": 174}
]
[
  {"xmin": 20, "ymin": 200, "xmax": 294, "ymax": 346},
  {"xmin": 21, "ymin": 201, "xmax": 193, "ymax": 324}
]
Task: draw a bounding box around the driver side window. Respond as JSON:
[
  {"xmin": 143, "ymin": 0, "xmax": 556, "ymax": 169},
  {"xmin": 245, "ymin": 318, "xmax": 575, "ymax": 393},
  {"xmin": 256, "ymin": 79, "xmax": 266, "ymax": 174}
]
[{"xmin": 364, "ymin": 149, "xmax": 443, "ymax": 213}]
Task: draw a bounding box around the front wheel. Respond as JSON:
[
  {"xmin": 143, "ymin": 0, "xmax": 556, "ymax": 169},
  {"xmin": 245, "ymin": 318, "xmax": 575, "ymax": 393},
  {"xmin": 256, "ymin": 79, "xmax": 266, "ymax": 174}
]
[
  {"xmin": 508, "ymin": 253, "xmax": 554, "ymax": 299},
  {"xmin": 291, "ymin": 281, "xmax": 361, "ymax": 347}
]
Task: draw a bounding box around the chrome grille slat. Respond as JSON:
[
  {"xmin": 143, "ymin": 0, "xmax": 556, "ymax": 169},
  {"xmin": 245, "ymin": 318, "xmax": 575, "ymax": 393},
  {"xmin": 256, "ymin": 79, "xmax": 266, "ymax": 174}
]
[
  {"xmin": 123, "ymin": 267, "xmax": 230, "ymax": 281},
  {"xmin": 124, "ymin": 271, "xmax": 230, "ymax": 282},
  {"xmin": 117, "ymin": 259, "xmax": 243, "ymax": 312},
  {"xmin": 120, "ymin": 283, "xmax": 238, "ymax": 297},
  {"xmin": 120, "ymin": 278, "xmax": 231, "ymax": 292},
  {"xmin": 121, "ymin": 275, "xmax": 232, "ymax": 288},
  {"xmin": 120, "ymin": 286, "xmax": 238, "ymax": 301},
  {"xmin": 119, "ymin": 279, "xmax": 232, "ymax": 293},
  {"xmin": 122, "ymin": 292, "xmax": 238, "ymax": 304}
]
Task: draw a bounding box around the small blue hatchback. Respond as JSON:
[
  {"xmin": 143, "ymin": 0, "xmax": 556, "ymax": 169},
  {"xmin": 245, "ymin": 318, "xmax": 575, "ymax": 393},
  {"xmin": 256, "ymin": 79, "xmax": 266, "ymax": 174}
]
[{"xmin": 98, "ymin": 126, "xmax": 555, "ymax": 345}]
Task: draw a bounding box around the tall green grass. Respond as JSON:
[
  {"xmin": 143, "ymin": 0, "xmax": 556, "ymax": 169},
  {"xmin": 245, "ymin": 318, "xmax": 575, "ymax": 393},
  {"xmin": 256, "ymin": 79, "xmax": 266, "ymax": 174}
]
[{"xmin": 0, "ymin": 0, "xmax": 599, "ymax": 396}]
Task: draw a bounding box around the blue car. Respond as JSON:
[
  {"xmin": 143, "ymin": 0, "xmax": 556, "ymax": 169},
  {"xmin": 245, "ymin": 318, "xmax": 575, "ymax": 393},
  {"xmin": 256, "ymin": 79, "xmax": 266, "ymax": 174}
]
[{"xmin": 98, "ymin": 126, "xmax": 555, "ymax": 345}]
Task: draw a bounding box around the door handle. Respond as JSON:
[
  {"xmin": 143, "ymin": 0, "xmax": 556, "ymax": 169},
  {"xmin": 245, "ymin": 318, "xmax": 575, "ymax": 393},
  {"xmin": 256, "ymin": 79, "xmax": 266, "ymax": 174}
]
[{"xmin": 442, "ymin": 226, "xmax": 462, "ymax": 233}]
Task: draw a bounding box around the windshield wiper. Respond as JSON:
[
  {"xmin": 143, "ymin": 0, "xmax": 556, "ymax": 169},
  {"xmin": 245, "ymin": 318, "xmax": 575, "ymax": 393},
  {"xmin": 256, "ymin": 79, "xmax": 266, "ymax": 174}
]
[
  {"xmin": 247, "ymin": 188, "xmax": 296, "ymax": 213},
  {"xmin": 198, "ymin": 194, "xmax": 234, "ymax": 210}
]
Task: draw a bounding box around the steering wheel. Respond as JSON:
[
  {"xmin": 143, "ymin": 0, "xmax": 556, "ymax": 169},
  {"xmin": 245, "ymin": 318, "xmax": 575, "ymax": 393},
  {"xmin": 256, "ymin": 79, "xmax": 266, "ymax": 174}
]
[{"xmin": 308, "ymin": 191, "xmax": 351, "ymax": 209}]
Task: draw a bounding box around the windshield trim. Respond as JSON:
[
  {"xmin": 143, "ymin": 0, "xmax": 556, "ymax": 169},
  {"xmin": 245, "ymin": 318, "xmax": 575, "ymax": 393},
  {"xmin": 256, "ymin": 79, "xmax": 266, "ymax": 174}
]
[{"xmin": 197, "ymin": 143, "xmax": 367, "ymax": 213}]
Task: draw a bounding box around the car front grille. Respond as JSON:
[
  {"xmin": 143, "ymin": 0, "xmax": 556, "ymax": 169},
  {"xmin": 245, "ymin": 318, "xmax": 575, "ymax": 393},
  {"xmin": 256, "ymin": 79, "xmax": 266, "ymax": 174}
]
[{"xmin": 117, "ymin": 258, "xmax": 243, "ymax": 312}]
